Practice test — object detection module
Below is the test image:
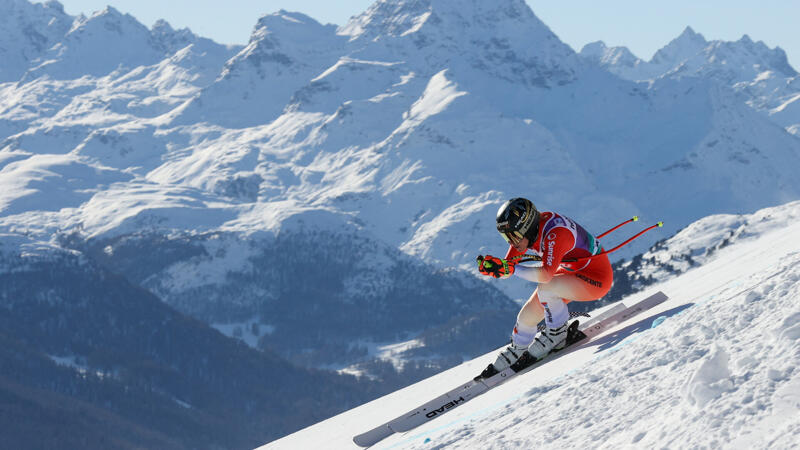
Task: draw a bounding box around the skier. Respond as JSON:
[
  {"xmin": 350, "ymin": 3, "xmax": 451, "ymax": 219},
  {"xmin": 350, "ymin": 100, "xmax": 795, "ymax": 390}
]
[{"xmin": 477, "ymin": 197, "xmax": 613, "ymax": 372}]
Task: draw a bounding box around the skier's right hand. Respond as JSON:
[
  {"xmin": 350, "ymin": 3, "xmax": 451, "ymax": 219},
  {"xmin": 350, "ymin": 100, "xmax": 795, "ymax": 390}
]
[{"xmin": 477, "ymin": 255, "xmax": 515, "ymax": 279}]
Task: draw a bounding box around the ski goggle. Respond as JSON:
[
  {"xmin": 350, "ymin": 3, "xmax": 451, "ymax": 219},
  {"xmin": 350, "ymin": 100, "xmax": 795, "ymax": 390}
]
[{"xmin": 499, "ymin": 229, "xmax": 525, "ymax": 245}]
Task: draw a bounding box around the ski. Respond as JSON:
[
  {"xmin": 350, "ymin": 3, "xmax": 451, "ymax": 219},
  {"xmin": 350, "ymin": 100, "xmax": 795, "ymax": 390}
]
[{"xmin": 353, "ymin": 291, "xmax": 668, "ymax": 447}]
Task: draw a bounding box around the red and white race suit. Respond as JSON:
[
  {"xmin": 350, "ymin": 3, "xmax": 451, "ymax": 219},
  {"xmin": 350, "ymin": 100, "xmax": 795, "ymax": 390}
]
[{"xmin": 504, "ymin": 212, "xmax": 613, "ymax": 342}]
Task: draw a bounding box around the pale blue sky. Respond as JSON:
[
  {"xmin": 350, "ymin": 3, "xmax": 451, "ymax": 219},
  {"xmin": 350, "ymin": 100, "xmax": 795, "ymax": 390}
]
[{"xmin": 40, "ymin": 0, "xmax": 800, "ymax": 69}]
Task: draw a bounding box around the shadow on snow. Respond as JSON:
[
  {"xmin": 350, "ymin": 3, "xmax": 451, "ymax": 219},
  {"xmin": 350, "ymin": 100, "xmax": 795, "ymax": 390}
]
[{"xmin": 590, "ymin": 303, "xmax": 695, "ymax": 352}]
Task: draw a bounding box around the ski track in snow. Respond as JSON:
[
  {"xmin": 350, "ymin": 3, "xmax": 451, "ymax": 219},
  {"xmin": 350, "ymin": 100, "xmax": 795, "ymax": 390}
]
[{"xmin": 266, "ymin": 213, "xmax": 800, "ymax": 449}]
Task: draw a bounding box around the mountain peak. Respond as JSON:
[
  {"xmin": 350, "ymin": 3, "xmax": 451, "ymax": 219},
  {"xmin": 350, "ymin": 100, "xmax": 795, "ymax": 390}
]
[
  {"xmin": 90, "ymin": 5, "xmax": 124, "ymax": 20},
  {"xmin": 1, "ymin": 0, "xmax": 70, "ymax": 26},
  {"xmin": 152, "ymin": 19, "xmax": 175, "ymax": 34},
  {"xmin": 338, "ymin": 0, "xmax": 576, "ymax": 86},
  {"xmin": 42, "ymin": 0, "xmax": 64, "ymax": 13},
  {"xmin": 650, "ymin": 25, "xmax": 708, "ymax": 66},
  {"xmin": 151, "ymin": 19, "xmax": 206, "ymax": 55},
  {"xmin": 581, "ymin": 40, "xmax": 607, "ymax": 52},
  {"xmin": 250, "ymin": 10, "xmax": 336, "ymax": 47},
  {"xmin": 0, "ymin": 0, "xmax": 73, "ymax": 82},
  {"xmin": 678, "ymin": 26, "xmax": 706, "ymax": 43},
  {"xmin": 70, "ymin": 4, "xmax": 148, "ymax": 36},
  {"xmin": 580, "ymin": 41, "xmax": 641, "ymax": 68},
  {"xmin": 340, "ymin": 0, "xmax": 549, "ymax": 42},
  {"xmin": 671, "ymin": 25, "xmax": 708, "ymax": 50},
  {"xmin": 722, "ymin": 34, "xmax": 797, "ymax": 78},
  {"xmin": 25, "ymin": 2, "xmax": 167, "ymax": 79}
]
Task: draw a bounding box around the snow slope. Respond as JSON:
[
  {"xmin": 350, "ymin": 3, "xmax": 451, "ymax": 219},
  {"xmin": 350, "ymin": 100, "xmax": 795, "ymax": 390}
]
[{"xmin": 264, "ymin": 200, "xmax": 800, "ymax": 448}]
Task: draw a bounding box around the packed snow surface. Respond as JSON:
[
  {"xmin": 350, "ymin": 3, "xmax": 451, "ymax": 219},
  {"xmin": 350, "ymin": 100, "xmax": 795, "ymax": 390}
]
[{"xmin": 264, "ymin": 201, "xmax": 800, "ymax": 449}]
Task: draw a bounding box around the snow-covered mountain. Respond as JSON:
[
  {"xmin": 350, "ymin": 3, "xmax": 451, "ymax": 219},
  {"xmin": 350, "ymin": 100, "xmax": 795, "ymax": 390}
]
[
  {"xmin": 580, "ymin": 26, "xmax": 800, "ymax": 135},
  {"xmin": 584, "ymin": 26, "xmax": 796, "ymax": 84},
  {"xmin": 0, "ymin": 0, "xmax": 73, "ymax": 82},
  {"xmin": 1, "ymin": 0, "xmax": 799, "ymax": 356},
  {"xmin": 172, "ymin": 11, "xmax": 346, "ymax": 128},
  {"xmin": 265, "ymin": 199, "xmax": 800, "ymax": 449},
  {"xmin": 2, "ymin": 0, "xmax": 800, "ymax": 444}
]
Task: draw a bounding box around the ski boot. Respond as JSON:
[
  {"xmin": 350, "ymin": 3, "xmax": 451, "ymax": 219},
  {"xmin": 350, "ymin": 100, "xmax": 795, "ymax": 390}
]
[
  {"xmin": 527, "ymin": 320, "xmax": 569, "ymax": 360},
  {"xmin": 475, "ymin": 342, "xmax": 530, "ymax": 380}
]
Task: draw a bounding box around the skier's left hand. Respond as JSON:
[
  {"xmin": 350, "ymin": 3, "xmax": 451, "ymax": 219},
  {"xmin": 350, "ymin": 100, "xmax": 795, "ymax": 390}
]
[{"xmin": 477, "ymin": 255, "xmax": 515, "ymax": 279}]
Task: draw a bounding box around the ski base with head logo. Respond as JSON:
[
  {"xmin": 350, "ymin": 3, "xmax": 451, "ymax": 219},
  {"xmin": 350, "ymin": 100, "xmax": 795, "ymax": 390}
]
[{"xmin": 353, "ymin": 291, "xmax": 668, "ymax": 447}]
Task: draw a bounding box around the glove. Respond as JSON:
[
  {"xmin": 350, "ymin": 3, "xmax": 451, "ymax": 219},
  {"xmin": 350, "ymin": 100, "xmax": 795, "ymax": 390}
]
[{"xmin": 476, "ymin": 255, "xmax": 515, "ymax": 279}]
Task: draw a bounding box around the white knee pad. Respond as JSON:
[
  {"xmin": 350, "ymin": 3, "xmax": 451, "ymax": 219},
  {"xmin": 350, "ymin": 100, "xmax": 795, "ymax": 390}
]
[{"xmin": 539, "ymin": 290, "xmax": 569, "ymax": 328}]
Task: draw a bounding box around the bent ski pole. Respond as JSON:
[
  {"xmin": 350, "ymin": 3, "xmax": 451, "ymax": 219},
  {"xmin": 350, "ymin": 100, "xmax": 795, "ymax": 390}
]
[
  {"xmin": 597, "ymin": 216, "xmax": 639, "ymax": 239},
  {"xmin": 511, "ymin": 221, "xmax": 663, "ymax": 264},
  {"xmin": 574, "ymin": 221, "xmax": 664, "ymax": 262}
]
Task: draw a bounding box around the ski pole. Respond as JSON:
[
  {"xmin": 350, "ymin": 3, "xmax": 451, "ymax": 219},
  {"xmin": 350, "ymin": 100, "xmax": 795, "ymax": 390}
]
[
  {"xmin": 510, "ymin": 221, "xmax": 663, "ymax": 264},
  {"xmin": 597, "ymin": 216, "xmax": 639, "ymax": 239},
  {"xmin": 572, "ymin": 221, "xmax": 664, "ymax": 262}
]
